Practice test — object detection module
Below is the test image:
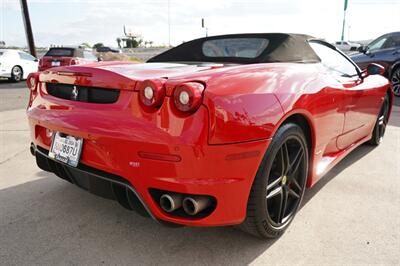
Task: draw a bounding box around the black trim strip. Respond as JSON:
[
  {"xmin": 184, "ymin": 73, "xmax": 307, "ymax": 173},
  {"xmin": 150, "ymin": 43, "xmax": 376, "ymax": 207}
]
[{"xmin": 34, "ymin": 147, "xmax": 158, "ymax": 222}]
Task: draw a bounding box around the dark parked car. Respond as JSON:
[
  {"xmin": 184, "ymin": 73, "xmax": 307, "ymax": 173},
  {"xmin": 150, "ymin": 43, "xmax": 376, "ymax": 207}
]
[
  {"xmin": 96, "ymin": 46, "xmax": 121, "ymax": 53},
  {"xmin": 38, "ymin": 47, "xmax": 98, "ymax": 71},
  {"xmin": 351, "ymin": 32, "xmax": 400, "ymax": 96}
]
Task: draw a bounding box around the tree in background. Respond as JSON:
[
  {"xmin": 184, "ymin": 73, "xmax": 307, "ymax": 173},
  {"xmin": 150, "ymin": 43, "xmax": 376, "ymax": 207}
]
[
  {"xmin": 116, "ymin": 38, "xmax": 121, "ymax": 48},
  {"xmin": 80, "ymin": 42, "xmax": 92, "ymax": 48},
  {"xmin": 125, "ymin": 37, "xmax": 142, "ymax": 48},
  {"xmin": 93, "ymin": 43, "xmax": 104, "ymax": 49}
]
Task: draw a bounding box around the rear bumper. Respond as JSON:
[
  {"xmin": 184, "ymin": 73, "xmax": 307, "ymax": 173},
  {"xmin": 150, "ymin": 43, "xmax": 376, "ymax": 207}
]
[
  {"xmin": 34, "ymin": 146, "xmax": 156, "ymax": 220},
  {"xmin": 27, "ymin": 90, "xmax": 270, "ymax": 226}
]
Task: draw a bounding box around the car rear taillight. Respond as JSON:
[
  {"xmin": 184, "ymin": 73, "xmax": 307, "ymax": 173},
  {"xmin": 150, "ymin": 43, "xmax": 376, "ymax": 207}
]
[
  {"xmin": 70, "ymin": 58, "xmax": 80, "ymax": 65},
  {"xmin": 26, "ymin": 72, "xmax": 39, "ymax": 91},
  {"xmin": 173, "ymin": 82, "xmax": 205, "ymax": 113},
  {"xmin": 138, "ymin": 80, "xmax": 165, "ymax": 108}
]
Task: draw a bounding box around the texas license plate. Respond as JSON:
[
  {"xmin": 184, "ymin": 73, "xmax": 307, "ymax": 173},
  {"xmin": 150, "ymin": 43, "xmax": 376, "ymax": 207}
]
[
  {"xmin": 51, "ymin": 61, "xmax": 60, "ymax": 66},
  {"xmin": 49, "ymin": 132, "xmax": 83, "ymax": 167}
]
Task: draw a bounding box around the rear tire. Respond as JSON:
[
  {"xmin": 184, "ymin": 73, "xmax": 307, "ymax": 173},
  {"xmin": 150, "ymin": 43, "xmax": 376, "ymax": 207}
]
[
  {"xmin": 10, "ymin": 66, "xmax": 23, "ymax": 82},
  {"xmin": 368, "ymin": 94, "xmax": 390, "ymax": 145},
  {"xmin": 239, "ymin": 123, "xmax": 309, "ymax": 239}
]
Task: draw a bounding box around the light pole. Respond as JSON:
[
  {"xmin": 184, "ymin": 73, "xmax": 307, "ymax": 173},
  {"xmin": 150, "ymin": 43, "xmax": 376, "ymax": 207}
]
[
  {"xmin": 201, "ymin": 18, "xmax": 208, "ymax": 37},
  {"xmin": 168, "ymin": 0, "xmax": 171, "ymax": 46},
  {"xmin": 340, "ymin": 0, "xmax": 348, "ymax": 43},
  {"xmin": 19, "ymin": 0, "xmax": 36, "ymax": 57}
]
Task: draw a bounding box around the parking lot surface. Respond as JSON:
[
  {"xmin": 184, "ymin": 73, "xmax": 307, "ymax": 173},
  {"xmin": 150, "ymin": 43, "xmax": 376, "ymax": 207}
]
[{"xmin": 0, "ymin": 80, "xmax": 399, "ymax": 265}]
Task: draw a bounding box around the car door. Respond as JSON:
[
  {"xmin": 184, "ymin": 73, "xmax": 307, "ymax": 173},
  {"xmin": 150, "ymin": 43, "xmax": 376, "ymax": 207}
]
[
  {"xmin": 18, "ymin": 52, "xmax": 38, "ymax": 77},
  {"xmin": 357, "ymin": 34, "xmax": 400, "ymax": 71},
  {"xmin": 309, "ymin": 41, "xmax": 381, "ymax": 150}
]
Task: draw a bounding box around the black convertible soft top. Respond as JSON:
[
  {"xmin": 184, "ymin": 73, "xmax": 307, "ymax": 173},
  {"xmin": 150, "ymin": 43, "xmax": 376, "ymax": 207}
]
[{"xmin": 148, "ymin": 33, "xmax": 321, "ymax": 64}]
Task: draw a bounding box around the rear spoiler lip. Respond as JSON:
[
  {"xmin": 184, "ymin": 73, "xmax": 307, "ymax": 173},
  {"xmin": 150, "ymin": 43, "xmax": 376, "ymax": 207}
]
[{"xmin": 39, "ymin": 66, "xmax": 137, "ymax": 91}]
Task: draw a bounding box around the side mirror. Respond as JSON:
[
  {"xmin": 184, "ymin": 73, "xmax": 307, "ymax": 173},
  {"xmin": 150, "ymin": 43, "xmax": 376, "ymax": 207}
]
[
  {"xmin": 366, "ymin": 63, "xmax": 385, "ymax": 76},
  {"xmin": 357, "ymin": 45, "xmax": 366, "ymax": 53}
]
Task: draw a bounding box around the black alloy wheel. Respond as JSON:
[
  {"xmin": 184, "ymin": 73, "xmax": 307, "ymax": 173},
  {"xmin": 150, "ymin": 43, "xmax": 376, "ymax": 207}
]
[
  {"xmin": 239, "ymin": 123, "xmax": 309, "ymax": 239},
  {"xmin": 266, "ymin": 136, "xmax": 306, "ymax": 228},
  {"xmin": 369, "ymin": 94, "xmax": 390, "ymax": 145},
  {"xmin": 391, "ymin": 67, "xmax": 400, "ymax": 97}
]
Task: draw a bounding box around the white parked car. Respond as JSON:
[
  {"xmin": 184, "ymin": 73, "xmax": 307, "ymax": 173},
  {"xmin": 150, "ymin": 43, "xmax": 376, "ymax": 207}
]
[
  {"xmin": 0, "ymin": 49, "xmax": 38, "ymax": 82},
  {"xmin": 334, "ymin": 41, "xmax": 361, "ymax": 53}
]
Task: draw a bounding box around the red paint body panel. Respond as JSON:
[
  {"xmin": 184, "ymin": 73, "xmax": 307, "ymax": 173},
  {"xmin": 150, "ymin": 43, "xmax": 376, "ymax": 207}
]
[{"xmin": 27, "ymin": 61, "xmax": 392, "ymax": 226}]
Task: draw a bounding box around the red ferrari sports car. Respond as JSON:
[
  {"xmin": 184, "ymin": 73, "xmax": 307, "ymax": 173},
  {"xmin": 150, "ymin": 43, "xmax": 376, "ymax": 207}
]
[{"xmin": 27, "ymin": 33, "xmax": 393, "ymax": 239}]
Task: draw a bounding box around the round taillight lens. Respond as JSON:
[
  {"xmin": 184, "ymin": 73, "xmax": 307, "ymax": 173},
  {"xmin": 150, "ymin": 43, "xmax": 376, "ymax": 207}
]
[
  {"xmin": 70, "ymin": 59, "xmax": 79, "ymax": 65},
  {"xmin": 26, "ymin": 72, "xmax": 38, "ymax": 91},
  {"xmin": 173, "ymin": 82, "xmax": 205, "ymax": 113},
  {"xmin": 138, "ymin": 80, "xmax": 165, "ymax": 108}
]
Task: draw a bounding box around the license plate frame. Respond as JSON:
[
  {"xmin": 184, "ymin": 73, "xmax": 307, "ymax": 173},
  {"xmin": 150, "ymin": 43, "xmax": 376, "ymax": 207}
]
[{"xmin": 49, "ymin": 132, "xmax": 83, "ymax": 167}]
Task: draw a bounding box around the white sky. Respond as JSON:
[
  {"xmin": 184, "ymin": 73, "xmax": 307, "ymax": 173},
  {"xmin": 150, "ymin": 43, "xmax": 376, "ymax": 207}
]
[{"xmin": 1, "ymin": 0, "xmax": 399, "ymax": 47}]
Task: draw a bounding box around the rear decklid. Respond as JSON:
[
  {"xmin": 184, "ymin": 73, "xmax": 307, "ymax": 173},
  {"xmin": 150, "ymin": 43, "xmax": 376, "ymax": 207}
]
[
  {"xmin": 39, "ymin": 61, "xmax": 228, "ymax": 90},
  {"xmin": 36, "ymin": 62, "xmax": 231, "ymax": 105}
]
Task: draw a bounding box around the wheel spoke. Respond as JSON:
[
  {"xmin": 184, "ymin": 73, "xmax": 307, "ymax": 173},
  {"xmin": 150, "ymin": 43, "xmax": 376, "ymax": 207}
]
[
  {"xmin": 287, "ymin": 148, "xmax": 304, "ymax": 176},
  {"xmin": 267, "ymin": 176, "xmax": 283, "ymax": 191},
  {"xmin": 288, "ymin": 188, "xmax": 300, "ymax": 199},
  {"xmin": 291, "ymin": 178, "xmax": 302, "ymax": 191},
  {"xmin": 378, "ymin": 115, "xmax": 385, "ymax": 125},
  {"xmin": 277, "ymin": 187, "xmax": 288, "ymax": 223},
  {"xmin": 266, "ymin": 186, "xmax": 282, "ymax": 199},
  {"xmin": 281, "ymin": 142, "xmax": 290, "ymax": 175}
]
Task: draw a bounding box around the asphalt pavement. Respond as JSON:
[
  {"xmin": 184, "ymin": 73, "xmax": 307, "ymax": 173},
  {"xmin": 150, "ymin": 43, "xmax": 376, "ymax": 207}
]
[
  {"xmin": 0, "ymin": 79, "xmax": 29, "ymax": 111},
  {"xmin": 0, "ymin": 80, "xmax": 399, "ymax": 265}
]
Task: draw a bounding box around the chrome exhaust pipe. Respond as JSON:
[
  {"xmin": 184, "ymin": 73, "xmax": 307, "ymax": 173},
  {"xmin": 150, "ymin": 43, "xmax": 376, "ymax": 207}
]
[
  {"xmin": 182, "ymin": 196, "xmax": 211, "ymax": 215},
  {"xmin": 160, "ymin": 194, "xmax": 183, "ymax": 213},
  {"xmin": 30, "ymin": 142, "xmax": 36, "ymax": 156}
]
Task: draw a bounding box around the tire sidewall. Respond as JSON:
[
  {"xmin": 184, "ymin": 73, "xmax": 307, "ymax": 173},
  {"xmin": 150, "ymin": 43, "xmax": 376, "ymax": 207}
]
[
  {"xmin": 253, "ymin": 123, "xmax": 309, "ymax": 238},
  {"xmin": 11, "ymin": 66, "xmax": 22, "ymax": 82}
]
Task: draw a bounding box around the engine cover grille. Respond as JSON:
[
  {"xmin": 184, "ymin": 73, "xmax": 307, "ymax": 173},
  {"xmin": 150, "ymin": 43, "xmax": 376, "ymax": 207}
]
[{"xmin": 46, "ymin": 83, "xmax": 120, "ymax": 104}]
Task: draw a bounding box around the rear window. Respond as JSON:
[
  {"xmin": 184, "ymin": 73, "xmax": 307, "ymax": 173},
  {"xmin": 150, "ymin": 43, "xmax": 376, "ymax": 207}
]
[
  {"xmin": 202, "ymin": 38, "xmax": 269, "ymax": 58},
  {"xmin": 45, "ymin": 48, "xmax": 74, "ymax": 57},
  {"xmin": 84, "ymin": 50, "xmax": 97, "ymax": 60}
]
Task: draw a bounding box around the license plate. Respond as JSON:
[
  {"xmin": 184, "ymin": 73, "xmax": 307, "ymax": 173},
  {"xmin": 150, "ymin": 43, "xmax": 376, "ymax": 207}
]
[
  {"xmin": 51, "ymin": 61, "xmax": 61, "ymax": 66},
  {"xmin": 49, "ymin": 132, "xmax": 83, "ymax": 167}
]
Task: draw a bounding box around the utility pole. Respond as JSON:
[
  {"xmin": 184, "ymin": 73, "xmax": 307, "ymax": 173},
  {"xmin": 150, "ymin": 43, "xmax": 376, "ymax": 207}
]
[
  {"xmin": 340, "ymin": 0, "xmax": 348, "ymax": 43},
  {"xmin": 201, "ymin": 18, "xmax": 208, "ymax": 37},
  {"xmin": 20, "ymin": 0, "xmax": 36, "ymax": 57},
  {"xmin": 168, "ymin": 0, "xmax": 171, "ymax": 47}
]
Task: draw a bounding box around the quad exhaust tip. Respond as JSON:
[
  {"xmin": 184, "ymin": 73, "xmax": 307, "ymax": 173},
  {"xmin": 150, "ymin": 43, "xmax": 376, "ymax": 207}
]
[
  {"xmin": 160, "ymin": 193, "xmax": 183, "ymax": 213},
  {"xmin": 159, "ymin": 193, "xmax": 212, "ymax": 216},
  {"xmin": 182, "ymin": 196, "xmax": 211, "ymax": 216},
  {"xmin": 30, "ymin": 142, "xmax": 36, "ymax": 156}
]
